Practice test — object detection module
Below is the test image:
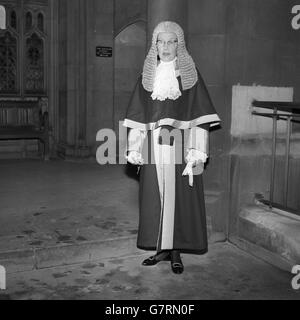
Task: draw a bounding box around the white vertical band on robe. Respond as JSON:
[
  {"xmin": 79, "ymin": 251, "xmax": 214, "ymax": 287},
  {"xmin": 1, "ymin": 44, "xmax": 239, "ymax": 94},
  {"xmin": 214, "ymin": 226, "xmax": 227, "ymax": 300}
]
[
  {"xmin": 153, "ymin": 128, "xmax": 176, "ymax": 250},
  {"xmin": 186, "ymin": 127, "xmax": 209, "ymax": 163},
  {"xmin": 160, "ymin": 152, "xmax": 176, "ymax": 249}
]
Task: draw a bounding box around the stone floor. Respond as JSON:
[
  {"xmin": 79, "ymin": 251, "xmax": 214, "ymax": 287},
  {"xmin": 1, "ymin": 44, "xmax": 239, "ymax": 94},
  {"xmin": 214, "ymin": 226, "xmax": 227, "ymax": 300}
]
[
  {"xmin": 1, "ymin": 242, "xmax": 299, "ymax": 300},
  {"xmin": 0, "ymin": 159, "xmax": 141, "ymax": 273},
  {"xmin": 0, "ymin": 159, "xmax": 299, "ymax": 300}
]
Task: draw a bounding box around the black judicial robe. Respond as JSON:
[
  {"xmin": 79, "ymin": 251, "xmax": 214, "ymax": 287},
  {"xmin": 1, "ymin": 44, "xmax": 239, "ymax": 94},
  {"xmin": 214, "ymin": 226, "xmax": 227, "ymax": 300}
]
[{"xmin": 124, "ymin": 70, "xmax": 220, "ymax": 254}]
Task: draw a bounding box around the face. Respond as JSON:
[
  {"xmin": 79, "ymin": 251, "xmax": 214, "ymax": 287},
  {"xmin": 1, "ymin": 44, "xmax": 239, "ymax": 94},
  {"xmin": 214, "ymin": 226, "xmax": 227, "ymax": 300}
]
[{"xmin": 156, "ymin": 32, "xmax": 178, "ymax": 62}]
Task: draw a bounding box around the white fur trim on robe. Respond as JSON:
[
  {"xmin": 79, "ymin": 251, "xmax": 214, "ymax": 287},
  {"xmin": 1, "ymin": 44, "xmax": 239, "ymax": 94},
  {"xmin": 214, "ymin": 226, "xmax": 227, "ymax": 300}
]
[{"xmin": 126, "ymin": 128, "xmax": 146, "ymax": 155}]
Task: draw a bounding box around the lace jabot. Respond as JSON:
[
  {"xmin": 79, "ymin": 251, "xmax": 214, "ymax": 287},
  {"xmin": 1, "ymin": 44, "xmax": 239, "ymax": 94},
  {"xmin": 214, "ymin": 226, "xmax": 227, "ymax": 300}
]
[{"xmin": 151, "ymin": 58, "xmax": 182, "ymax": 101}]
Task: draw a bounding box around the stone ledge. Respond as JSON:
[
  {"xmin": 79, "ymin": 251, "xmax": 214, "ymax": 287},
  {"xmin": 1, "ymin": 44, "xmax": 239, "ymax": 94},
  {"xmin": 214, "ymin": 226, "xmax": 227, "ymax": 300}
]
[
  {"xmin": 229, "ymin": 236, "xmax": 293, "ymax": 272},
  {"xmin": 237, "ymin": 204, "xmax": 300, "ymax": 270},
  {"xmin": 0, "ymin": 232, "xmax": 226, "ymax": 274},
  {"xmin": 0, "ymin": 235, "xmax": 142, "ymax": 274}
]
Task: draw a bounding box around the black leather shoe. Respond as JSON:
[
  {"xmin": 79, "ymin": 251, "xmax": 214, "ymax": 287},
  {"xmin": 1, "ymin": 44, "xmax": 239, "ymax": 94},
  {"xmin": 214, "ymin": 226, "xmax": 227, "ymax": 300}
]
[
  {"xmin": 171, "ymin": 261, "xmax": 184, "ymax": 274},
  {"xmin": 170, "ymin": 250, "xmax": 184, "ymax": 274},
  {"xmin": 142, "ymin": 252, "xmax": 171, "ymax": 266}
]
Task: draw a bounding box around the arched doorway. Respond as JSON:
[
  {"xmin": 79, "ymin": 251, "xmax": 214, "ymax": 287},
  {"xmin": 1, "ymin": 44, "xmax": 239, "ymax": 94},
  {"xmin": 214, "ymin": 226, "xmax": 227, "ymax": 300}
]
[{"xmin": 114, "ymin": 21, "xmax": 146, "ymax": 136}]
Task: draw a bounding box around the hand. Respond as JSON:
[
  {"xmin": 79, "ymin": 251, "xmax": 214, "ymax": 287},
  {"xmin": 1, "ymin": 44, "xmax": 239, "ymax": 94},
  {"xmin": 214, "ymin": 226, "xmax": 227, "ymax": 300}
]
[
  {"xmin": 126, "ymin": 151, "xmax": 144, "ymax": 166},
  {"xmin": 185, "ymin": 149, "xmax": 206, "ymax": 167},
  {"xmin": 182, "ymin": 160, "xmax": 204, "ymax": 187}
]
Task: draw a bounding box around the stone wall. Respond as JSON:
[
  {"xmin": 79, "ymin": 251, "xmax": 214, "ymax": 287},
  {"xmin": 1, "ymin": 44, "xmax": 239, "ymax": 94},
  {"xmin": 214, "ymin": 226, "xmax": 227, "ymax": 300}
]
[
  {"xmin": 114, "ymin": 22, "xmax": 146, "ymax": 136},
  {"xmin": 58, "ymin": 0, "xmax": 114, "ymax": 157},
  {"xmin": 113, "ymin": 0, "xmax": 147, "ymax": 139},
  {"xmin": 188, "ymin": 0, "xmax": 300, "ymax": 238}
]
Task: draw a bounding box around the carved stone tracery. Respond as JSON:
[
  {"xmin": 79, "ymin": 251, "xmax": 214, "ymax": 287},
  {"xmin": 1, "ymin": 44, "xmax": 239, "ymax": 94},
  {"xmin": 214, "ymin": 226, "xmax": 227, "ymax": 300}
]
[
  {"xmin": 0, "ymin": 0, "xmax": 48, "ymax": 96},
  {"xmin": 0, "ymin": 31, "xmax": 17, "ymax": 93}
]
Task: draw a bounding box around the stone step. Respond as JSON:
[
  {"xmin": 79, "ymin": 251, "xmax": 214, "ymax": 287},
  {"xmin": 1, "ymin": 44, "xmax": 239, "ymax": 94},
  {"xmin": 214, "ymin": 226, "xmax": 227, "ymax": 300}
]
[
  {"xmin": 236, "ymin": 204, "xmax": 300, "ymax": 271},
  {"xmin": 0, "ymin": 233, "xmax": 228, "ymax": 275},
  {"xmin": 0, "ymin": 235, "xmax": 143, "ymax": 274}
]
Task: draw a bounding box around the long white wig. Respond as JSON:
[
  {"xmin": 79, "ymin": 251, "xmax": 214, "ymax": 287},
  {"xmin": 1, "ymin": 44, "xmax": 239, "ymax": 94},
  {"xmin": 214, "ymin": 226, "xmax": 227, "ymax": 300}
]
[{"xmin": 142, "ymin": 21, "xmax": 198, "ymax": 92}]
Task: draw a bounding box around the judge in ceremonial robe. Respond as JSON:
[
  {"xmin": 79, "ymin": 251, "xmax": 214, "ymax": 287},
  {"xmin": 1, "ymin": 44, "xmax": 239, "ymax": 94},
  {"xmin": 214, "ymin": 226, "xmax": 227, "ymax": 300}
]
[{"xmin": 123, "ymin": 21, "xmax": 221, "ymax": 274}]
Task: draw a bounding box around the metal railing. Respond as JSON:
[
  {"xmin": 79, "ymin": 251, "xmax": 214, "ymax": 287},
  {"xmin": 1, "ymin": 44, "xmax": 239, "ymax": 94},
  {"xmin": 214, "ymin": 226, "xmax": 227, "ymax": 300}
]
[{"xmin": 252, "ymin": 100, "xmax": 300, "ymax": 213}]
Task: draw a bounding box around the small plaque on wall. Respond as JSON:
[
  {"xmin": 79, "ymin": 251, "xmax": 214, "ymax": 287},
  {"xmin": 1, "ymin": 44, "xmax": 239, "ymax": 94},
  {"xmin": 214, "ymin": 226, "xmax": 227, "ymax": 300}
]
[{"xmin": 96, "ymin": 46, "xmax": 112, "ymax": 57}]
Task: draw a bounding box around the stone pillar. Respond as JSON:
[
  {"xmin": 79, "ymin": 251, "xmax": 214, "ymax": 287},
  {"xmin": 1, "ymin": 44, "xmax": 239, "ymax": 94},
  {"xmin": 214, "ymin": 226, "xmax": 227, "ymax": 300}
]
[
  {"xmin": 57, "ymin": 0, "xmax": 114, "ymax": 158},
  {"xmin": 76, "ymin": 0, "xmax": 88, "ymax": 152},
  {"xmin": 86, "ymin": 0, "xmax": 114, "ymax": 154},
  {"xmin": 147, "ymin": 0, "xmax": 187, "ymax": 46},
  {"xmin": 49, "ymin": 0, "xmax": 59, "ymax": 156},
  {"xmin": 57, "ymin": 0, "xmax": 90, "ymax": 158}
]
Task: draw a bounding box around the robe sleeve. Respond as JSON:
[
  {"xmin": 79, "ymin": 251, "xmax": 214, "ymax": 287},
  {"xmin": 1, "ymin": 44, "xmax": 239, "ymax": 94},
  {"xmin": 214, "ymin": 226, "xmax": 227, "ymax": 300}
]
[
  {"xmin": 126, "ymin": 128, "xmax": 147, "ymax": 155},
  {"xmin": 186, "ymin": 124, "xmax": 209, "ymax": 163}
]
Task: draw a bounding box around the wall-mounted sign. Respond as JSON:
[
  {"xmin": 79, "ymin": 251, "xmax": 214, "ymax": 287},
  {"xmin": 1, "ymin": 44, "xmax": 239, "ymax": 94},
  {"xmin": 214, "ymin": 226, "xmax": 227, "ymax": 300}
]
[{"xmin": 96, "ymin": 46, "xmax": 112, "ymax": 57}]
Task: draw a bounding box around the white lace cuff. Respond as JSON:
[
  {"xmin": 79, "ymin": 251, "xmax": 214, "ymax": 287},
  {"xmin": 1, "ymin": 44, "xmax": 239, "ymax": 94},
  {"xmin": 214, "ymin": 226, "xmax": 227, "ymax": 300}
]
[{"xmin": 186, "ymin": 149, "xmax": 208, "ymax": 165}]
